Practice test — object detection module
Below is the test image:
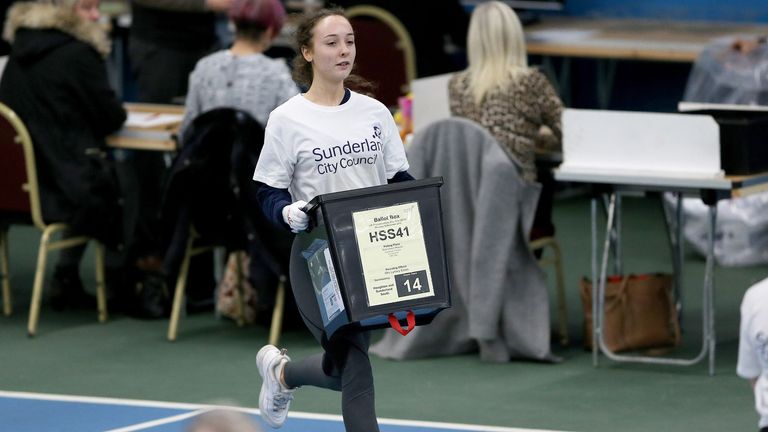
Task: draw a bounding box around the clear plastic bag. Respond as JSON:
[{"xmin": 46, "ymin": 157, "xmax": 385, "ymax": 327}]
[
  {"xmin": 683, "ymin": 36, "xmax": 768, "ymax": 105},
  {"xmin": 664, "ymin": 192, "xmax": 768, "ymax": 266}
]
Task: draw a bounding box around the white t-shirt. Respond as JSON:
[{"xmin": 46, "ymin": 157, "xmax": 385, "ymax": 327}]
[
  {"xmin": 737, "ymin": 277, "xmax": 768, "ymax": 428},
  {"xmin": 253, "ymin": 91, "xmax": 409, "ymax": 202}
]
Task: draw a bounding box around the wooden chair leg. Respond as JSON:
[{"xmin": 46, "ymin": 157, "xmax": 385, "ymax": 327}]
[
  {"xmin": 268, "ymin": 275, "xmax": 286, "ymax": 347},
  {"xmin": 94, "ymin": 242, "xmax": 108, "ymax": 323},
  {"xmin": 550, "ymin": 240, "xmax": 569, "ymax": 346},
  {"xmin": 531, "ymin": 236, "xmax": 569, "ymax": 346},
  {"xmin": 0, "ymin": 228, "xmax": 11, "ymax": 317},
  {"xmin": 167, "ymin": 233, "xmax": 195, "ymax": 341},
  {"xmin": 28, "ymin": 228, "xmax": 54, "ymax": 337}
]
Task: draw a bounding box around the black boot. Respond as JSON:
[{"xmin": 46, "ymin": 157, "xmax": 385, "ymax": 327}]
[
  {"xmin": 105, "ymin": 267, "xmax": 135, "ymax": 315},
  {"xmin": 132, "ymin": 271, "xmax": 170, "ymax": 319},
  {"xmin": 50, "ymin": 266, "xmax": 95, "ymax": 310}
]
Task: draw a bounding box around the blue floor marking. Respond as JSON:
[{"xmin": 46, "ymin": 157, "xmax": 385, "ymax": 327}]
[
  {"xmin": 0, "ymin": 391, "xmax": 561, "ymax": 432},
  {"xmin": 0, "ymin": 396, "xmax": 190, "ymax": 432}
]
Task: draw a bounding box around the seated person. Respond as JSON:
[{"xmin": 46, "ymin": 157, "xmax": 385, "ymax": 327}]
[
  {"xmin": 0, "ymin": 0, "xmax": 162, "ymax": 314},
  {"xmin": 737, "ymin": 277, "xmax": 768, "ymax": 432},
  {"xmin": 167, "ymin": 0, "xmax": 299, "ymax": 321},
  {"xmin": 180, "ymin": 0, "xmax": 299, "ymax": 136},
  {"xmin": 0, "ymin": 0, "xmax": 123, "ymax": 306},
  {"xmin": 447, "ymin": 1, "xmax": 563, "ymax": 240}
]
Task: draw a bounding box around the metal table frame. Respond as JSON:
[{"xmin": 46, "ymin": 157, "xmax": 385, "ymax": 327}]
[{"xmin": 556, "ymin": 169, "xmax": 768, "ymax": 375}]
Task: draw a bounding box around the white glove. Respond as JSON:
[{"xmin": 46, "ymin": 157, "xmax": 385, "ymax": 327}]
[{"xmin": 282, "ymin": 200, "xmax": 309, "ymax": 233}]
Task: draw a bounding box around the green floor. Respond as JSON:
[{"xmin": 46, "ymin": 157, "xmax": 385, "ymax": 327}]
[{"xmin": 1, "ymin": 195, "xmax": 765, "ymax": 431}]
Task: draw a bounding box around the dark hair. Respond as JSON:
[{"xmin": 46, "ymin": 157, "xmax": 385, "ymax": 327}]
[
  {"xmin": 290, "ymin": 7, "xmax": 374, "ymax": 95},
  {"xmin": 291, "ymin": 8, "xmax": 345, "ymax": 87},
  {"xmin": 229, "ymin": 0, "xmax": 286, "ymax": 43}
]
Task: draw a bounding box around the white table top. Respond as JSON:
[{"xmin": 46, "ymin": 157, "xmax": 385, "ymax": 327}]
[
  {"xmin": 555, "ymin": 168, "xmax": 732, "ymax": 190},
  {"xmin": 555, "ymin": 167, "xmax": 768, "ymax": 198}
]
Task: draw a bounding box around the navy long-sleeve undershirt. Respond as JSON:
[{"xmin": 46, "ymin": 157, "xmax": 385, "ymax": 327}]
[{"xmin": 254, "ymin": 170, "xmax": 415, "ymax": 231}]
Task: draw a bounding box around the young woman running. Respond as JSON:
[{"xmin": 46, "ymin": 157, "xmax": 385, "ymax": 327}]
[{"xmin": 252, "ymin": 7, "xmax": 413, "ymax": 431}]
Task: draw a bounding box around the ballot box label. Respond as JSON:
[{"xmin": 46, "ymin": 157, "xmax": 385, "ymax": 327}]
[
  {"xmin": 352, "ymin": 202, "xmax": 435, "ymax": 306},
  {"xmin": 302, "ymin": 238, "xmax": 345, "ymax": 326},
  {"xmin": 322, "ymin": 248, "xmax": 344, "ymax": 321}
]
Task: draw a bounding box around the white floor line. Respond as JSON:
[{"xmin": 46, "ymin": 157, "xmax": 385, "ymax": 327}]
[
  {"xmin": 0, "ymin": 390, "xmax": 205, "ymax": 410},
  {"xmin": 103, "ymin": 409, "xmax": 211, "ymax": 432},
  {"xmin": 376, "ymin": 417, "xmax": 566, "ymax": 432},
  {"xmin": 0, "ymin": 390, "xmax": 569, "ymax": 432}
]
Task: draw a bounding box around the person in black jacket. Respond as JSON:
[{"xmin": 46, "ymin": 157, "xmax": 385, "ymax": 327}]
[
  {"xmin": 129, "ymin": 0, "xmax": 232, "ymax": 104},
  {"xmin": 1, "ymin": 1, "xmax": 27, "ymax": 57},
  {"xmin": 0, "ymin": 0, "xmax": 136, "ymax": 310}
]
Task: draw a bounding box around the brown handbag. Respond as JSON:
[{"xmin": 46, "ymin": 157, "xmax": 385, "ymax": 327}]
[{"xmin": 579, "ymin": 274, "xmax": 681, "ymax": 352}]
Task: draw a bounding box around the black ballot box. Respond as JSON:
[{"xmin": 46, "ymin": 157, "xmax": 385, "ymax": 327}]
[
  {"xmin": 297, "ymin": 177, "xmax": 451, "ymax": 337},
  {"xmin": 714, "ymin": 113, "xmax": 768, "ymax": 175},
  {"xmin": 680, "ymin": 104, "xmax": 768, "ymax": 175}
]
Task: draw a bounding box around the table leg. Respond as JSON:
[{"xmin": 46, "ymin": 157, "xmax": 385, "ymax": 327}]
[
  {"xmin": 600, "ymin": 194, "xmax": 622, "ymax": 276},
  {"xmin": 591, "ymin": 197, "xmax": 599, "ymax": 367},
  {"xmin": 539, "ymin": 56, "xmax": 572, "ymax": 108},
  {"xmin": 596, "ymin": 194, "xmax": 617, "ymax": 367},
  {"xmin": 705, "ymin": 204, "xmax": 717, "ymax": 376},
  {"xmin": 613, "ymin": 193, "xmax": 622, "ymax": 276},
  {"xmin": 675, "ymin": 193, "xmax": 685, "ymax": 325},
  {"xmin": 597, "ymin": 59, "xmax": 618, "ymax": 109},
  {"xmin": 662, "ymin": 193, "xmax": 685, "ymax": 327},
  {"xmin": 594, "ymin": 192, "xmax": 712, "ymax": 373}
]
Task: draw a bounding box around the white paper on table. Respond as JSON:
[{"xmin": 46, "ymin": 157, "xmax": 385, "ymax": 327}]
[
  {"xmin": 125, "ymin": 112, "xmax": 183, "ymax": 128},
  {"xmin": 678, "ymin": 101, "xmax": 768, "ymax": 112},
  {"xmin": 526, "ymin": 29, "xmax": 598, "ymax": 43}
]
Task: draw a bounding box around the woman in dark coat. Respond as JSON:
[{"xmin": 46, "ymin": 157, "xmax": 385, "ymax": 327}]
[{"xmin": 0, "ymin": 0, "xmax": 128, "ymax": 309}]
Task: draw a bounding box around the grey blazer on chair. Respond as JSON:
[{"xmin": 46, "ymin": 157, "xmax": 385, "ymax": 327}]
[{"xmin": 370, "ymin": 117, "xmax": 555, "ymax": 362}]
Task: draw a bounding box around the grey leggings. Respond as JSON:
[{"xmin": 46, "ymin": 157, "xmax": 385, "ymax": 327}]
[{"xmin": 283, "ymin": 239, "xmax": 379, "ymax": 432}]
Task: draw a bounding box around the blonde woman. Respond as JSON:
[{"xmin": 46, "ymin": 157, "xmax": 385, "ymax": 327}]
[{"xmin": 449, "ymin": 0, "xmax": 563, "ymax": 238}]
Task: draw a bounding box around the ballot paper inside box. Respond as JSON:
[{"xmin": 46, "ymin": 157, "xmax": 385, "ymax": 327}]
[{"xmin": 298, "ymin": 177, "xmax": 451, "ymax": 337}]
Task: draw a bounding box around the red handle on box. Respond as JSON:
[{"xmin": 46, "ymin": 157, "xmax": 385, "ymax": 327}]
[{"xmin": 388, "ymin": 311, "xmax": 416, "ymax": 336}]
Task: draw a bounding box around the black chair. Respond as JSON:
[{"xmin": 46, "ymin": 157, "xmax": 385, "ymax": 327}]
[{"xmin": 161, "ymin": 108, "xmax": 291, "ymax": 341}]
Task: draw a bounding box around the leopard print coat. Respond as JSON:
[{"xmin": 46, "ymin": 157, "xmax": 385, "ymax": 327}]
[{"xmin": 448, "ymin": 69, "xmax": 563, "ymax": 182}]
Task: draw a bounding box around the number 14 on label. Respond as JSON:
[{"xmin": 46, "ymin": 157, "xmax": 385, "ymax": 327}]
[
  {"xmin": 394, "ymin": 270, "xmax": 431, "ymax": 298},
  {"xmin": 403, "ymin": 277, "xmax": 422, "ymax": 292}
]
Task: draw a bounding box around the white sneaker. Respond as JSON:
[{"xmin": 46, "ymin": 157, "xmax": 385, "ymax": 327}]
[{"xmin": 256, "ymin": 345, "xmax": 295, "ymax": 428}]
